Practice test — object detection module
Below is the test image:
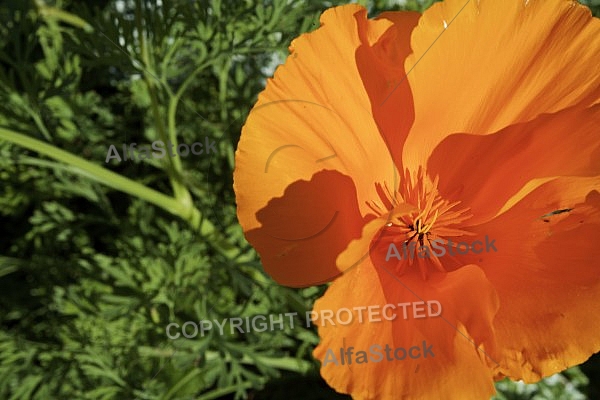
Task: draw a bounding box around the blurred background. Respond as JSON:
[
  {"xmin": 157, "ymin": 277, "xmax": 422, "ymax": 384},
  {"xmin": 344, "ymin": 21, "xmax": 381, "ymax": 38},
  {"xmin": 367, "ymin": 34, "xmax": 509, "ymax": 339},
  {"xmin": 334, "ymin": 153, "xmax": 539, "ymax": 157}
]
[{"xmin": 1, "ymin": 0, "xmax": 599, "ymax": 398}]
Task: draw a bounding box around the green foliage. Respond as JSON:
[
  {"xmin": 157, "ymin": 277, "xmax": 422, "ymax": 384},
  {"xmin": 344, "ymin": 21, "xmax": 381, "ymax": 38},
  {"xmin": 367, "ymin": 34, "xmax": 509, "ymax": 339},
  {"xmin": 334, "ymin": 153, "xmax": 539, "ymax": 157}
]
[
  {"xmin": 0, "ymin": 0, "xmax": 333, "ymax": 398},
  {"xmin": 581, "ymin": 0, "xmax": 600, "ymax": 15},
  {"xmin": 493, "ymin": 368, "xmax": 589, "ymax": 400},
  {"xmin": 0, "ymin": 0, "xmax": 598, "ymax": 399}
]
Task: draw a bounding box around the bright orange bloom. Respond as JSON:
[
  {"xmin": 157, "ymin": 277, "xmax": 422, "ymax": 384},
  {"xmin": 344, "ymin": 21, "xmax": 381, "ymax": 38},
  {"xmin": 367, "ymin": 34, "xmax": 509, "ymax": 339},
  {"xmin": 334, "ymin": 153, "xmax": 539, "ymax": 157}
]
[{"xmin": 233, "ymin": 0, "xmax": 600, "ymax": 398}]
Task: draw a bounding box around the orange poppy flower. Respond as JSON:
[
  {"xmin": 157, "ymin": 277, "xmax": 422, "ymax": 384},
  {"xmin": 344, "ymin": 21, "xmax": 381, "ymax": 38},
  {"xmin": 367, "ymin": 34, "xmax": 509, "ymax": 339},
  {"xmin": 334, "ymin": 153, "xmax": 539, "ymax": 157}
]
[{"xmin": 233, "ymin": 0, "xmax": 600, "ymax": 398}]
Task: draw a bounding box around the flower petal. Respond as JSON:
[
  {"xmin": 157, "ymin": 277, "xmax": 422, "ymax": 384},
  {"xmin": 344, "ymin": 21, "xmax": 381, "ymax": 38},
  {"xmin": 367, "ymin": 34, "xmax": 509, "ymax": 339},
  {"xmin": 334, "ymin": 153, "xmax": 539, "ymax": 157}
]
[
  {"xmin": 309, "ymin": 213, "xmax": 500, "ymax": 398},
  {"xmin": 243, "ymin": 170, "xmax": 365, "ymax": 287},
  {"xmin": 463, "ymin": 176, "xmax": 600, "ymax": 381},
  {"xmin": 312, "ymin": 257, "xmax": 498, "ymax": 399},
  {"xmin": 427, "ymin": 104, "xmax": 600, "ymax": 225},
  {"xmin": 402, "ymin": 0, "xmax": 600, "ymax": 170},
  {"xmin": 234, "ymin": 5, "xmax": 417, "ymax": 286},
  {"xmin": 356, "ymin": 10, "xmax": 420, "ymax": 167}
]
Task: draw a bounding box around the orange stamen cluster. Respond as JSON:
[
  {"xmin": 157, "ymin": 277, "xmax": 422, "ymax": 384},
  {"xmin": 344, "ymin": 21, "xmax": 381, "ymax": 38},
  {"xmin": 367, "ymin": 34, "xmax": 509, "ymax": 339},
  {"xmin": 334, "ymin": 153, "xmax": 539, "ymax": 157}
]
[{"xmin": 368, "ymin": 167, "xmax": 473, "ymax": 278}]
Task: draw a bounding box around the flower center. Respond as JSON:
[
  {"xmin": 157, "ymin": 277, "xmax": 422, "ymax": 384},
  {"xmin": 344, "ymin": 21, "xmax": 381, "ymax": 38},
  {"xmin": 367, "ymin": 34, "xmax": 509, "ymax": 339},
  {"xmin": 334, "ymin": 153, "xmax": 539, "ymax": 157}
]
[{"xmin": 369, "ymin": 167, "xmax": 473, "ymax": 277}]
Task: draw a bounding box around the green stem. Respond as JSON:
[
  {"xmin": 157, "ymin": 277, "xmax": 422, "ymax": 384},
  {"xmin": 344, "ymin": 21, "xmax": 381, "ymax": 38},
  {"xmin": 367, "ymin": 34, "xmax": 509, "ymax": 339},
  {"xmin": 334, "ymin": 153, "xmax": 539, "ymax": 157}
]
[
  {"xmin": 166, "ymin": 59, "xmax": 217, "ymax": 151},
  {"xmin": 134, "ymin": 0, "xmax": 191, "ymax": 207},
  {"xmin": 240, "ymin": 354, "xmax": 312, "ymax": 374},
  {"xmin": 205, "ymin": 349, "xmax": 312, "ymax": 374},
  {"xmin": 147, "ymin": 83, "xmax": 191, "ymax": 204},
  {"xmin": 195, "ymin": 381, "xmax": 257, "ymax": 400},
  {"xmin": 173, "ymin": 60, "xmax": 215, "ymax": 103},
  {"xmin": 0, "ymin": 128, "xmax": 200, "ymax": 226},
  {"xmin": 160, "ymin": 37, "xmax": 183, "ymax": 81},
  {"xmin": 35, "ymin": 1, "xmax": 94, "ymax": 32}
]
